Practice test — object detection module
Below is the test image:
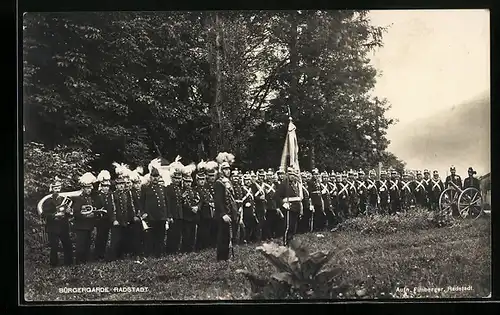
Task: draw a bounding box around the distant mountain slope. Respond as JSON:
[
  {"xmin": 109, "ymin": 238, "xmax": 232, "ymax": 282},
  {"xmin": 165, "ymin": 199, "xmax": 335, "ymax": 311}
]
[{"xmin": 387, "ymin": 93, "xmax": 490, "ymax": 177}]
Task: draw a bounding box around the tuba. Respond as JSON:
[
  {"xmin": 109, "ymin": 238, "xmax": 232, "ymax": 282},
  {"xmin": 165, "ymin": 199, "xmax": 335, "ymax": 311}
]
[
  {"xmin": 37, "ymin": 190, "xmax": 83, "ymax": 216},
  {"xmin": 141, "ymin": 218, "xmax": 152, "ymax": 231}
]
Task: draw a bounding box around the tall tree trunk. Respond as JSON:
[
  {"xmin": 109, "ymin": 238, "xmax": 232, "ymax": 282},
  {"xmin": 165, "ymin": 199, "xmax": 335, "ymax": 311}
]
[
  {"xmin": 309, "ymin": 144, "xmax": 316, "ymax": 170},
  {"xmin": 208, "ymin": 12, "xmax": 223, "ymax": 158}
]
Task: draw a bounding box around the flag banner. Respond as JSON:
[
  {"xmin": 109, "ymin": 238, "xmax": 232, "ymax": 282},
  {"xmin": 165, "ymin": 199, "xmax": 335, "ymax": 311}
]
[{"xmin": 280, "ymin": 119, "xmax": 303, "ymax": 200}]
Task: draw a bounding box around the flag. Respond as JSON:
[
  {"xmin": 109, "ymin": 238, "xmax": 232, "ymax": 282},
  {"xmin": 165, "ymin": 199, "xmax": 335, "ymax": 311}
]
[{"xmin": 280, "ymin": 118, "xmax": 303, "ymax": 199}]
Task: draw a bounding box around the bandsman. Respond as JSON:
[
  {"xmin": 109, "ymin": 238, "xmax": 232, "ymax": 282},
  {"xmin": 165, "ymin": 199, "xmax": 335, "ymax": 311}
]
[
  {"xmin": 376, "ymin": 171, "xmax": 390, "ymax": 214},
  {"xmin": 180, "ymin": 163, "xmax": 200, "ymax": 253},
  {"xmin": 251, "ymin": 169, "xmax": 268, "ymax": 241},
  {"xmin": 366, "ymin": 170, "xmax": 378, "ymax": 215},
  {"xmin": 276, "ymin": 168, "xmax": 285, "ymax": 184},
  {"xmin": 126, "ymin": 167, "xmax": 144, "ymax": 257},
  {"xmin": 430, "ymin": 170, "xmax": 444, "ymax": 211},
  {"xmin": 42, "ymin": 176, "xmax": 73, "ymax": 267},
  {"xmin": 194, "ymin": 161, "xmax": 215, "ymax": 251},
  {"xmin": 165, "ymin": 163, "xmax": 184, "ymax": 255},
  {"xmin": 276, "ymin": 166, "xmax": 303, "ymax": 246},
  {"xmin": 94, "ymin": 170, "xmax": 114, "ymax": 261},
  {"xmin": 72, "ymin": 172, "xmax": 99, "ymax": 264},
  {"xmin": 214, "ymin": 152, "xmax": 238, "ymax": 262},
  {"xmin": 308, "ymin": 168, "xmax": 326, "ymax": 231}
]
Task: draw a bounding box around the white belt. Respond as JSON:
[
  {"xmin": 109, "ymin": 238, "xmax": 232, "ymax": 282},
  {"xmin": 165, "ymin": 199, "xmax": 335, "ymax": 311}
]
[{"xmin": 283, "ymin": 197, "xmax": 302, "ymax": 203}]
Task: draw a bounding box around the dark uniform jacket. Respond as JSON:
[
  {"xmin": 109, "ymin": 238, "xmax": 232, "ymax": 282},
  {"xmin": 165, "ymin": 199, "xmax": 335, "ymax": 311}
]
[
  {"xmin": 94, "ymin": 192, "xmax": 116, "ymax": 223},
  {"xmin": 400, "ymin": 180, "xmax": 415, "ymax": 200},
  {"xmin": 301, "ymin": 182, "xmax": 311, "ymax": 212},
  {"xmin": 241, "ymin": 184, "xmax": 257, "ymax": 221},
  {"xmin": 276, "ymin": 178, "xmax": 303, "ymax": 214},
  {"xmin": 307, "ymin": 178, "xmax": 324, "ymax": 208},
  {"xmin": 366, "ymin": 179, "xmax": 378, "ymax": 204},
  {"xmin": 42, "ymin": 194, "xmax": 71, "ymax": 234},
  {"xmin": 251, "ymin": 181, "xmax": 267, "ymax": 217},
  {"xmin": 389, "ymin": 179, "xmax": 401, "ymax": 201},
  {"xmin": 196, "ymin": 184, "xmax": 214, "ymax": 220},
  {"xmin": 182, "ymin": 185, "xmax": 201, "ymax": 222},
  {"xmin": 463, "ymin": 177, "xmax": 480, "ymax": 190},
  {"xmin": 347, "ymin": 179, "xmax": 358, "ymax": 203},
  {"xmin": 214, "ymin": 177, "xmax": 238, "ymax": 220},
  {"xmin": 320, "ymin": 181, "xmax": 332, "ymax": 211},
  {"xmin": 423, "ymin": 178, "xmax": 432, "ymax": 199},
  {"xmin": 337, "ymin": 181, "xmax": 349, "ymax": 202},
  {"xmin": 445, "ymin": 175, "xmax": 463, "ymax": 190},
  {"xmin": 430, "ymin": 178, "xmax": 444, "ymax": 200},
  {"xmin": 141, "ymin": 183, "xmax": 169, "ymax": 221},
  {"xmin": 129, "ymin": 188, "xmax": 142, "ymax": 216},
  {"xmin": 111, "ymin": 190, "xmax": 134, "ymax": 226},
  {"xmin": 356, "ymin": 180, "xmax": 368, "ymax": 200},
  {"xmin": 376, "ymin": 179, "xmax": 390, "ymax": 201},
  {"xmin": 165, "ymin": 183, "xmax": 183, "ymax": 220},
  {"xmin": 72, "ymin": 193, "xmax": 98, "ymax": 230},
  {"xmin": 264, "ymin": 181, "xmax": 278, "ymax": 210}
]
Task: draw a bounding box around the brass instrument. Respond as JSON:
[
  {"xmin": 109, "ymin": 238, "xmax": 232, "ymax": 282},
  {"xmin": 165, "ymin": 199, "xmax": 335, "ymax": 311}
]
[
  {"xmin": 54, "ymin": 196, "xmax": 73, "ymax": 219},
  {"xmin": 81, "ymin": 205, "xmax": 107, "ymax": 217},
  {"xmin": 37, "ymin": 190, "xmax": 83, "ymax": 216},
  {"xmin": 140, "ymin": 216, "xmax": 152, "ymax": 231}
]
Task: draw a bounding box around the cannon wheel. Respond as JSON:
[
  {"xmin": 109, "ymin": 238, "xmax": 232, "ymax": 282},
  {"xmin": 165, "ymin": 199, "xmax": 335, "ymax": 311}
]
[
  {"xmin": 458, "ymin": 187, "xmax": 483, "ymax": 219},
  {"xmin": 438, "ymin": 188, "xmax": 458, "ymax": 216}
]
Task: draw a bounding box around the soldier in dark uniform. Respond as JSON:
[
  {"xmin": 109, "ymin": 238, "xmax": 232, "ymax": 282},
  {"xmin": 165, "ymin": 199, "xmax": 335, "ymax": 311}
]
[
  {"xmin": 180, "ymin": 164, "xmax": 200, "ymax": 253},
  {"xmin": 140, "ymin": 167, "xmax": 169, "ymax": 258},
  {"xmin": 165, "ymin": 166, "xmax": 184, "ymax": 255},
  {"xmin": 400, "ymin": 171, "xmax": 415, "ymax": 212},
  {"xmin": 93, "ymin": 170, "xmax": 114, "ymax": 261},
  {"xmin": 251, "ymin": 169, "xmax": 268, "ymax": 241},
  {"xmin": 463, "ymin": 167, "xmax": 480, "ymax": 190},
  {"xmin": 72, "ymin": 172, "xmax": 98, "ymax": 264},
  {"xmin": 423, "ymin": 169, "xmax": 432, "ymax": 210},
  {"xmin": 125, "ymin": 168, "xmax": 143, "ymax": 258},
  {"xmin": 356, "ymin": 170, "xmax": 368, "ymax": 215},
  {"xmin": 320, "ymin": 172, "xmax": 334, "ymax": 229},
  {"xmin": 347, "ymin": 170, "xmax": 359, "ymax": 217},
  {"xmin": 297, "ymin": 172, "xmax": 313, "ymax": 233},
  {"xmin": 327, "ymin": 172, "xmax": 339, "ymax": 228},
  {"xmin": 414, "ymin": 170, "xmax": 428, "ymax": 208},
  {"xmin": 42, "ymin": 177, "xmax": 73, "ymax": 267},
  {"xmin": 231, "ymin": 171, "xmax": 246, "ymax": 244},
  {"xmin": 205, "ymin": 162, "xmax": 219, "ymax": 248},
  {"xmin": 194, "ymin": 165, "xmax": 213, "ymax": 251},
  {"xmin": 376, "ymin": 171, "xmax": 390, "ymax": 214},
  {"xmin": 366, "ymin": 170, "xmax": 378, "ymax": 215},
  {"xmin": 337, "ymin": 173, "xmax": 350, "ymax": 219},
  {"xmin": 264, "ymin": 169, "xmax": 282, "ymax": 239},
  {"xmin": 277, "ymin": 168, "xmax": 286, "ymax": 184},
  {"xmin": 445, "ymin": 165, "xmax": 463, "ymax": 216},
  {"xmin": 308, "ymin": 168, "xmax": 326, "ymax": 231},
  {"xmin": 214, "ymin": 159, "xmax": 238, "ymax": 261},
  {"xmin": 276, "ymin": 167, "xmax": 303, "ymax": 246},
  {"xmin": 242, "ymin": 173, "xmax": 259, "ymax": 243},
  {"xmin": 430, "ymin": 170, "xmax": 444, "ymax": 211},
  {"xmin": 388, "ymin": 170, "xmax": 401, "ymax": 214}
]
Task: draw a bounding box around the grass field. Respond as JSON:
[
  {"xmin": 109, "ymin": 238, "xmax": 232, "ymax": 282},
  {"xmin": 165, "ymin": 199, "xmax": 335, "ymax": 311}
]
[{"xmin": 24, "ymin": 212, "xmax": 491, "ymax": 301}]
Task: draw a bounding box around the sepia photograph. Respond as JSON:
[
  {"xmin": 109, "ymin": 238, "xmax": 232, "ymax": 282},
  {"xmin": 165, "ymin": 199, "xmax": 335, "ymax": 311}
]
[{"xmin": 21, "ymin": 9, "xmax": 490, "ymax": 302}]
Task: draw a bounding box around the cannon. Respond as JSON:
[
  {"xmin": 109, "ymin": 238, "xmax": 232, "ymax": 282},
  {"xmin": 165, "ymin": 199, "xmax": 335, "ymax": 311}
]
[{"xmin": 438, "ymin": 181, "xmax": 483, "ymax": 219}]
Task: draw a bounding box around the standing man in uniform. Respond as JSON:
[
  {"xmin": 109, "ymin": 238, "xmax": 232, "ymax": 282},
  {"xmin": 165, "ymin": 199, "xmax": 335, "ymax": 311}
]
[
  {"xmin": 264, "ymin": 169, "xmax": 281, "ymax": 239},
  {"xmin": 347, "ymin": 170, "xmax": 359, "ymax": 217},
  {"xmin": 165, "ymin": 165, "xmax": 184, "ymax": 255},
  {"xmin": 337, "ymin": 173, "xmax": 350, "ymax": 220},
  {"xmin": 180, "ymin": 164, "xmax": 200, "ymax": 253},
  {"xmin": 430, "ymin": 170, "xmax": 445, "ymax": 211},
  {"xmin": 194, "ymin": 163, "xmax": 213, "ymax": 251},
  {"xmin": 297, "ymin": 172, "xmax": 313, "ymax": 233},
  {"xmin": 445, "ymin": 165, "xmax": 463, "ymax": 216},
  {"xmin": 276, "ymin": 167, "xmax": 303, "ymax": 246},
  {"xmin": 389, "ymin": 170, "xmax": 401, "ymax": 214},
  {"xmin": 327, "ymin": 172, "xmax": 339, "ymax": 225},
  {"xmin": 308, "ymin": 168, "xmax": 325, "ymax": 231},
  {"xmin": 140, "ymin": 167, "xmax": 169, "ymax": 258},
  {"xmin": 242, "ymin": 173, "xmax": 259, "ymax": 243},
  {"xmin": 320, "ymin": 172, "xmax": 334, "ymax": 230},
  {"xmin": 72, "ymin": 172, "xmax": 98, "ymax": 265},
  {"xmin": 214, "ymin": 155, "xmax": 238, "ymax": 262},
  {"xmin": 251, "ymin": 169, "xmax": 268, "ymax": 241},
  {"xmin": 376, "ymin": 171, "xmax": 390, "ymax": 214},
  {"xmin": 42, "ymin": 177, "xmax": 73, "ymax": 267},
  {"xmin": 414, "ymin": 170, "xmax": 428, "ymax": 208},
  {"xmin": 231, "ymin": 171, "xmax": 247, "ymax": 244},
  {"xmin": 94, "ymin": 170, "xmax": 114, "ymax": 261},
  {"xmin": 356, "ymin": 170, "xmax": 368, "ymax": 215},
  {"xmin": 423, "ymin": 169, "xmax": 432, "ymax": 210},
  {"xmin": 366, "ymin": 170, "xmax": 378, "ymax": 215},
  {"xmin": 205, "ymin": 161, "xmax": 219, "ymax": 248},
  {"xmin": 463, "ymin": 167, "xmax": 480, "ymax": 190}
]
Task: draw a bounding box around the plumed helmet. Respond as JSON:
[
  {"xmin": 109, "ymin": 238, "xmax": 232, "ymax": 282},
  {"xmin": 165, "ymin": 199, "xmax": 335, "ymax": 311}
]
[
  {"xmin": 182, "ymin": 163, "xmax": 196, "ymax": 181},
  {"xmin": 450, "ymin": 165, "xmax": 456, "ymax": 171},
  {"xmin": 216, "ymin": 152, "xmax": 235, "ymax": 171},
  {"xmin": 205, "ymin": 161, "xmax": 218, "ymax": 176},
  {"xmin": 79, "ymin": 172, "xmax": 97, "ymax": 187},
  {"xmin": 468, "ymin": 167, "xmax": 476, "ymax": 175}
]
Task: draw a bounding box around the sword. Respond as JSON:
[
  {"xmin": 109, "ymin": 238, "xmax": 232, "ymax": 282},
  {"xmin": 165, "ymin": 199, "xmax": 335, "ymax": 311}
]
[{"xmin": 228, "ymin": 219, "xmax": 234, "ymax": 259}]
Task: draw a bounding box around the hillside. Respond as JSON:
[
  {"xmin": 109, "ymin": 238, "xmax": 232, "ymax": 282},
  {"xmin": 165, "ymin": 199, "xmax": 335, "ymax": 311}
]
[{"xmin": 388, "ymin": 93, "xmax": 490, "ymax": 177}]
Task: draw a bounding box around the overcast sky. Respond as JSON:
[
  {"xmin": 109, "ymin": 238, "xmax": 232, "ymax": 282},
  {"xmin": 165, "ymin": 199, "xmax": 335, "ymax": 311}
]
[{"xmin": 368, "ymin": 9, "xmax": 490, "ymax": 176}]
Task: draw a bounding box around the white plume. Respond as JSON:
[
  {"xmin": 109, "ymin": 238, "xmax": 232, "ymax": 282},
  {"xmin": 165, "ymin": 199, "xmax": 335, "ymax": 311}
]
[
  {"xmin": 205, "ymin": 161, "xmax": 218, "ymax": 171},
  {"xmin": 216, "ymin": 152, "xmax": 235, "ymax": 165},
  {"xmin": 197, "ymin": 160, "xmax": 207, "ymax": 171},
  {"xmin": 97, "ymin": 170, "xmax": 111, "ymax": 182},
  {"xmin": 79, "ymin": 172, "xmax": 97, "ymax": 185},
  {"xmin": 183, "ymin": 163, "xmax": 196, "ymax": 175}
]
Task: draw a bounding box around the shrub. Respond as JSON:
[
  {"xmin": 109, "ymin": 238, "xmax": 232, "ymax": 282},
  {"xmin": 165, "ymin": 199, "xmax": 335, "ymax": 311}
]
[{"xmin": 236, "ymin": 239, "xmax": 347, "ymax": 299}]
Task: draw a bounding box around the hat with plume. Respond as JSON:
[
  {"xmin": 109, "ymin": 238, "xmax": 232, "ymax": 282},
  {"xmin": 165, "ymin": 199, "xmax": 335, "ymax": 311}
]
[
  {"xmin": 79, "ymin": 172, "xmax": 97, "ymax": 187},
  {"xmin": 205, "ymin": 160, "xmax": 218, "ymax": 176},
  {"xmin": 216, "ymin": 152, "xmax": 235, "ymax": 170},
  {"xmin": 182, "ymin": 163, "xmax": 196, "ymax": 181},
  {"xmin": 112, "ymin": 162, "xmax": 131, "ymax": 180}
]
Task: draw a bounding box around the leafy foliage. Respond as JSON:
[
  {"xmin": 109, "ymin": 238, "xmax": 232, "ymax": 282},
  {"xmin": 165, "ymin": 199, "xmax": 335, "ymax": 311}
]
[{"xmin": 236, "ymin": 239, "xmax": 347, "ymax": 299}]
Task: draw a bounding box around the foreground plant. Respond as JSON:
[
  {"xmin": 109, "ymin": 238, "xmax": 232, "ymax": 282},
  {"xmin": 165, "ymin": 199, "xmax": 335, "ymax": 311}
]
[{"xmin": 236, "ymin": 239, "xmax": 347, "ymax": 299}]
